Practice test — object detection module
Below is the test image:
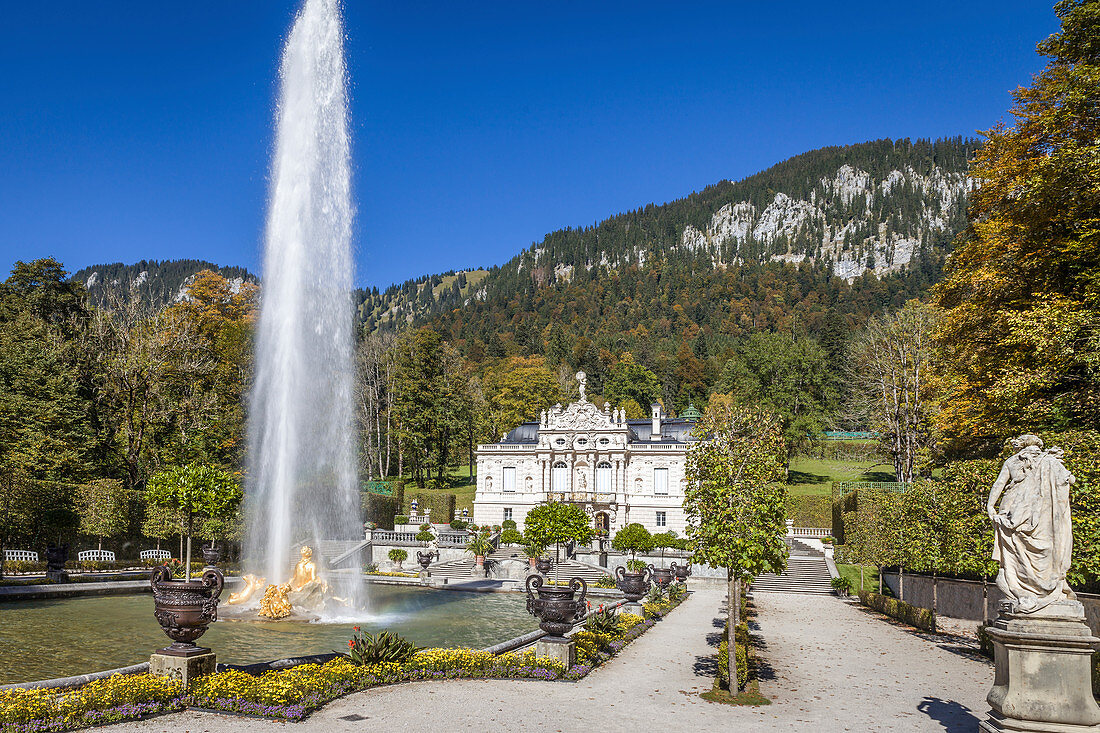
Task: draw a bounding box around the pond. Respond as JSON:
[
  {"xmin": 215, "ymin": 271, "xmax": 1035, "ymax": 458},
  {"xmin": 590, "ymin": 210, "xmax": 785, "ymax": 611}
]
[{"xmin": 0, "ymin": 585, "xmax": 536, "ymax": 685}]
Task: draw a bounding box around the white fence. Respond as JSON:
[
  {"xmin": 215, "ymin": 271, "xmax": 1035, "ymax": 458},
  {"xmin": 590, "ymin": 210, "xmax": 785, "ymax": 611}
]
[
  {"xmin": 77, "ymin": 550, "xmax": 116, "ymax": 563},
  {"xmin": 788, "ymin": 526, "xmax": 830, "ymax": 539},
  {"xmin": 140, "ymin": 550, "xmax": 171, "ymax": 561},
  {"xmin": 4, "ymin": 550, "xmax": 38, "ymax": 563}
]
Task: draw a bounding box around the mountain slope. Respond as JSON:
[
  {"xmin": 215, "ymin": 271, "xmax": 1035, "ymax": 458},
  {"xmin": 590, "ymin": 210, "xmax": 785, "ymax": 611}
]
[
  {"xmin": 364, "ymin": 137, "xmax": 976, "ymax": 341},
  {"xmin": 71, "ymin": 259, "xmax": 257, "ymax": 307}
]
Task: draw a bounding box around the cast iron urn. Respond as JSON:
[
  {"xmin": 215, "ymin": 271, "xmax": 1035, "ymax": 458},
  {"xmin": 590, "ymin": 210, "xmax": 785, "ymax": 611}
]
[
  {"xmin": 525, "ymin": 574, "xmax": 587, "ymax": 640},
  {"xmin": 150, "ymin": 564, "xmax": 225, "ymax": 657},
  {"xmin": 615, "ymin": 565, "xmax": 651, "ymax": 602},
  {"xmin": 670, "ymin": 562, "xmax": 691, "ymax": 582},
  {"xmin": 416, "ymin": 550, "xmax": 438, "ymax": 570},
  {"xmin": 649, "ymin": 564, "xmax": 673, "ymax": 591},
  {"xmin": 534, "ymin": 556, "xmax": 553, "ymax": 575}
]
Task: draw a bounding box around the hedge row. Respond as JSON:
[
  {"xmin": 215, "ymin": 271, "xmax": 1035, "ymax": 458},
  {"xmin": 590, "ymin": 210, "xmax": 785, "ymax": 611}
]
[
  {"xmin": 404, "ymin": 493, "xmax": 456, "ymax": 524},
  {"xmin": 785, "ymin": 495, "xmax": 831, "ymax": 529},
  {"xmin": 361, "ymin": 483, "xmax": 406, "ymax": 530},
  {"xmin": 858, "ymin": 590, "xmax": 936, "ymax": 632}
]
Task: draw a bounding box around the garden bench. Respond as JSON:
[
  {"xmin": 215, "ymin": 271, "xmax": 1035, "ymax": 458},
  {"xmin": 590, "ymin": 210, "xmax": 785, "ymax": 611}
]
[
  {"xmin": 140, "ymin": 550, "xmax": 171, "ymax": 561},
  {"xmin": 4, "ymin": 550, "xmax": 38, "ymax": 563},
  {"xmin": 77, "ymin": 550, "xmax": 116, "ymax": 563}
]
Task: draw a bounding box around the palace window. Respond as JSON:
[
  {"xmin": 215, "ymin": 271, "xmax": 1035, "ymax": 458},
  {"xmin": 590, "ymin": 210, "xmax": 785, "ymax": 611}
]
[
  {"xmin": 503, "ymin": 508, "xmax": 513, "ymax": 522},
  {"xmin": 555, "ymin": 438, "xmax": 566, "ymax": 446},
  {"xmin": 552, "ymin": 461, "xmax": 569, "ymax": 492},
  {"xmin": 576, "ymin": 437, "xmax": 588, "ymax": 446},
  {"xmin": 596, "ymin": 461, "xmax": 612, "ymax": 493},
  {"xmin": 503, "ymin": 467, "xmax": 516, "ymax": 493},
  {"xmin": 654, "ymin": 468, "xmax": 669, "ymax": 495},
  {"xmin": 599, "ymin": 437, "xmax": 610, "ymax": 446},
  {"xmin": 656, "ymin": 511, "xmax": 667, "ymax": 527}
]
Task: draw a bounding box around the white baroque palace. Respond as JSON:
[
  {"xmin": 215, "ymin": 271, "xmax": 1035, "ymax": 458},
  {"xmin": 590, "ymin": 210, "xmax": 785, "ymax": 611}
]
[{"xmin": 474, "ymin": 377, "xmax": 700, "ymax": 535}]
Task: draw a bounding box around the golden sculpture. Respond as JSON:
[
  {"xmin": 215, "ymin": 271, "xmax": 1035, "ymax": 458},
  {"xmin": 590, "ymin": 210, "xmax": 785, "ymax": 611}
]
[
  {"xmin": 258, "ymin": 583, "xmax": 292, "ymax": 619},
  {"xmin": 223, "ymin": 545, "xmax": 345, "ymax": 620},
  {"xmin": 289, "ymin": 546, "xmax": 320, "ymax": 591},
  {"xmin": 227, "ymin": 573, "xmax": 267, "ymax": 605}
]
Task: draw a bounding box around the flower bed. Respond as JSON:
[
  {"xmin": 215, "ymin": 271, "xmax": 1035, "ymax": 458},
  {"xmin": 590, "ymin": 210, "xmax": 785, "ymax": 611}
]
[
  {"xmin": 0, "ymin": 593, "xmax": 686, "ymax": 730},
  {"xmin": 0, "ymin": 673, "xmax": 184, "ymax": 732}
]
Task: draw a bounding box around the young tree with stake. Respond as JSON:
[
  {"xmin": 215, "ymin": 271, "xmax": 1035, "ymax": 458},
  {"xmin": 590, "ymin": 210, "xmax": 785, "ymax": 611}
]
[{"xmin": 684, "ymin": 404, "xmax": 788, "ymax": 691}]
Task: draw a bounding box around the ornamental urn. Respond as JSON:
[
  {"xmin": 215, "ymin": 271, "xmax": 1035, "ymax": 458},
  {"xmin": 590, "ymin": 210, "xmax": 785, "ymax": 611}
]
[
  {"xmin": 416, "ymin": 550, "xmax": 438, "ymax": 571},
  {"xmin": 615, "ymin": 565, "xmax": 651, "ymax": 602},
  {"xmin": 525, "ymin": 575, "xmax": 587, "ymax": 640},
  {"xmin": 670, "ymin": 562, "xmax": 692, "ymax": 582},
  {"xmin": 534, "ymin": 556, "xmax": 553, "ymax": 575},
  {"xmin": 150, "ymin": 565, "xmax": 225, "ymax": 656},
  {"xmin": 649, "ymin": 564, "xmax": 673, "ymax": 591}
]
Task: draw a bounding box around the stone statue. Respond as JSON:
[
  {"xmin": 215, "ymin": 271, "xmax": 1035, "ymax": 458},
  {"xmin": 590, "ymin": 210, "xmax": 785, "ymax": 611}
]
[
  {"xmin": 45, "ymin": 544, "xmax": 69, "ymax": 583},
  {"xmin": 987, "ymin": 434, "xmax": 1076, "ymax": 614},
  {"xmin": 576, "ymin": 371, "xmax": 587, "ymax": 402}
]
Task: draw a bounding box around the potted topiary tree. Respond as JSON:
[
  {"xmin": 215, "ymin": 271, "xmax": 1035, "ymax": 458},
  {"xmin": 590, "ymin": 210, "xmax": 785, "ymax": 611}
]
[
  {"xmin": 523, "ymin": 503, "xmax": 594, "ymax": 582},
  {"xmin": 466, "ymin": 532, "xmax": 494, "ymax": 569},
  {"xmin": 143, "ymin": 464, "xmax": 242, "ymax": 655},
  {"xmin": 612, "ymin": 523, "xmax": 655, "ymax": 601},
  {"xmin": 388, "ymin": 548, "xmax": 408, "ymax": 570},
  {"xmin": 523, "ymin": 542, "xmax": 546, "ymax": 569}
]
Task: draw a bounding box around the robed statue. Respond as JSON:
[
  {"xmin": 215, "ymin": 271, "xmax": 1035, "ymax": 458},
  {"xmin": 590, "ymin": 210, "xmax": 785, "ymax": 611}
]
[{"xmin": 987, "ymin": 434, "xmax": 1076, "ymax": 614}]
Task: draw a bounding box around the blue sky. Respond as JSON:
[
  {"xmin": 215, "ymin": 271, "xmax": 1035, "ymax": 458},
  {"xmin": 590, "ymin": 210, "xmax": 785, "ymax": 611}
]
[{"xmin": 0, "ymin": 1, "xmax": 1059, "ymax": 290}]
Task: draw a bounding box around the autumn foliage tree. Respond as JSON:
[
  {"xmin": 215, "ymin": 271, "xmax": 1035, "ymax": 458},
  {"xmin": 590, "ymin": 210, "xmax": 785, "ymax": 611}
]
[{"xmin": 934, "ymin": 0, "xmax": 1100, "ymax": 454}]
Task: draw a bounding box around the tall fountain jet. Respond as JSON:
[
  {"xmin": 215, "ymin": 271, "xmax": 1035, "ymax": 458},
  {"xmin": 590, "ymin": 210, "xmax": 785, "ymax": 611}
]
[{"xmin": 246, "ymin": 0, "xmax": 359, "ymax": 606}]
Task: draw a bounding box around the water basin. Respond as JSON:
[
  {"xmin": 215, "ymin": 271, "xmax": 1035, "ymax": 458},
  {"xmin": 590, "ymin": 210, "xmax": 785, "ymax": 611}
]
[{"xmin": 0, "ymin": 584, "xmax": 535, "ymax": 684}]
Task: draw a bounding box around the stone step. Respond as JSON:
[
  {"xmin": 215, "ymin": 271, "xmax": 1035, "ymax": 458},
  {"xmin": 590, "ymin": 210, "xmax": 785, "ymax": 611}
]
[{"xmin": 752, "ymin": 555, "xmax": 835, "ymax": 595}]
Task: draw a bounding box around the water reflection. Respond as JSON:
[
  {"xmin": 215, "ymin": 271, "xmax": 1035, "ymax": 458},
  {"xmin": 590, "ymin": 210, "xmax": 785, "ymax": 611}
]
[{"xmin": 0, "ymin": 585, "xmax": 534, "ymax": 684}]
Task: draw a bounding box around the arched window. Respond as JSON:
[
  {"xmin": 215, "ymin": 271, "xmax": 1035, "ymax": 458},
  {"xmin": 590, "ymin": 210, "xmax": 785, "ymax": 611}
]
[
  {"xmin": 596, "ymin": 461, "xmax": 612, "ymax": 493},
  {"xmin": 551, "ymin": 461, "xmax": 569, "ymax": 493}
]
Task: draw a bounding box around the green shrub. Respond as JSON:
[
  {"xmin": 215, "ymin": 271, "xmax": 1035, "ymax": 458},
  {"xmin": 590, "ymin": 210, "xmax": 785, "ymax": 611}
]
[
  {"xmin": 626, "ymin": 559, "xmax": 648, "ymax": 572},
  {"xmin": 858, "ymin": 590, "xmax": 936, "ymax": 632},
  {"xmin": 388, "ymin": 549, "xmax": 408, "ymax": 564},
  {"xmin": 405, "ymin": 493, "xmax": 456, "ymax": 523},
  {"xmin": 584, "ymin": 606, "xmax": 620, "ymax": 635},
  {"xmin": 449, "ymin": 520, "xmax": 468, "ymax": 531},
  {"xmin": 415, "ymin": 530, "xmax": 434, "ymax": 542},
  {"xmin": 831, "ymin": 576, "xmax": 853, "ymax": 595},
  {"xmin": 593, "ymin": 575, "xmax": 617, "ymax": 588},
  {"xmin": 500, "ymin": 528, "xmax": 524, "ymax": 545},
  {"xmin": 501, "ymin": 519, "xmax": 517, "ymax": 530},
  {"xmin": 716, "ymin": 639, "xmax": 748, "ymax": 691},
  {"xmin": 344, "ymin": 630, "xmax": 419, "ymax": 666},
  {"xmin": 394, "ymin": 515, "xmax": 409, "ymax": 525},
  {"xmin": 419, "ymin": 523, "xmax": 431, "ymax": 531}
]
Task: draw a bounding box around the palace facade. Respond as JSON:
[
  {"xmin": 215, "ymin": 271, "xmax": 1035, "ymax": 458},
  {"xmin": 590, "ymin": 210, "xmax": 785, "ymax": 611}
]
[{"xmin": 473, "ymin": 390, "xmax": 700, "ymax": 535}]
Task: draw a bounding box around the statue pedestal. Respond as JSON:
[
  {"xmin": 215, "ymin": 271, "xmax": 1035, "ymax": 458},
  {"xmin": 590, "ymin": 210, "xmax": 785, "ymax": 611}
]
[
  {"xmin": 981, "ymin": 600, "xmax": 1100, "ymax": 732},
  {"xmin": 621, "ymin": 602, "xmax": 644, "ymax": 617},
  {"xmin": 45, "ymin": 570, "xmax": 70, "ymax": 584},
  {"xmin": 535, "ymin": 637, "xmax": 575, "ymax": 668},
  {"xmin": 150, "ymin": 649, "xmax": 216, "ymax": 689}
]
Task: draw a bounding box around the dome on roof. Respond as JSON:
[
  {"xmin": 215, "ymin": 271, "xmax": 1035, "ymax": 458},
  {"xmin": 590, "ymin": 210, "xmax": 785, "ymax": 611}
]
[{"xmin": 680, "ymin": 403, "xmax": 703, "ymax": 421}]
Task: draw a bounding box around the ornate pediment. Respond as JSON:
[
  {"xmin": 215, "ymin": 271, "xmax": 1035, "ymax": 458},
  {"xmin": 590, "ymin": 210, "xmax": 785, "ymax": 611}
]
[{"xmin": 544, "ymin": 400, "xmax": 616, "ymax": 432}]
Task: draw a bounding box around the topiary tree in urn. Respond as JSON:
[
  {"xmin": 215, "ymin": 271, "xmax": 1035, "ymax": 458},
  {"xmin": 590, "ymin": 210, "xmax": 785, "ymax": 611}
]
[{"xmin": 145, "ymin": 463, "xmax": 243, "ymax": 579}]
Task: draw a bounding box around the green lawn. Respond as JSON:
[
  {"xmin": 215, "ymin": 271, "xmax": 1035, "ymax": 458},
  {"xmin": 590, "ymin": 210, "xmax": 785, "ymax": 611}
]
[
  {"xmin": 786, "ymin": 456, "xmax": 896, "ymax": 496},
  {"xmin": 389, "ymin": 466, "xmax": 478, "ymax": 516},
  {"xmin": 836, "ymin": 563, "xmax": 890, "ymax": 596}
]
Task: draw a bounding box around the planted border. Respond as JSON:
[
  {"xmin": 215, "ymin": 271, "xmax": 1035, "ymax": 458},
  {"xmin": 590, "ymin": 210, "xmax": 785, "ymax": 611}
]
[{"xmin": 858, "ymin": 589, "xmax": 936, "ymax": 632}]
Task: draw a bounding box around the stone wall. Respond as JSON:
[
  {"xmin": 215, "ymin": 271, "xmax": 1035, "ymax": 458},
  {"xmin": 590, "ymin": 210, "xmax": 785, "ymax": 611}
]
[{"xmin": 880, "ymin": 571, "xmax": 1100, "ymax": 634}]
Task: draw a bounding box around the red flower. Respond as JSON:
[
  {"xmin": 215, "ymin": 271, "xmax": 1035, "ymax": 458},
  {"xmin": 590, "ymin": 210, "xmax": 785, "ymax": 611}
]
[
  {"xmin": 353, "ymin": 626, "xmax": 360, "ymax": 631},
  {"xmin": 347, "ymin": 640, "xmax": 355, "ymax": 648}
]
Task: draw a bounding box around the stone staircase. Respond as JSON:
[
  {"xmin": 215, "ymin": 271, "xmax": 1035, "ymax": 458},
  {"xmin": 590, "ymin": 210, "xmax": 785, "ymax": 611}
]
[{"xmin": 751, "ymin": 555, "xmax": 834, "ymax": 595}]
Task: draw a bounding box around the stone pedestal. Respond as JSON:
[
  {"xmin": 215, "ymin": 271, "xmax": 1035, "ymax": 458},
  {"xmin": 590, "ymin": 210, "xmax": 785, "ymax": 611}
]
[
  {"xmin": 45, "ymin": 570, "xmax": 70, "ymax": 584},
  {"xmin": 621, "ymin": 602, "xmax": 644, "ymax": 617},
  {"xmin": 419, "ymin": 570, "xmax": 430, "ymax": 583},
  {"xmin": 981, "ymin": 600, "xmax": 1100, "ymax": 732},
  {"xmin": 535, "ymin": 638, "xmax": 575, "ymax": 668},
  {"xmin": 149, "ymin": 650, "xmax": 216, "ymax": 688}
]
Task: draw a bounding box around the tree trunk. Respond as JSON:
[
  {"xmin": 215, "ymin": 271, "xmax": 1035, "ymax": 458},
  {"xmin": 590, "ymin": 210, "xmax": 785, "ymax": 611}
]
[
  {"xmin": 860, "ymin": 564, "xmax": 864, "ymax": 592},
  {"xmin": 878, "ymin": 566, "xmax": 883, "ymax": 594},
  {"xmin": 728, "ymin": 569, "xmax": 742, "ymax": 691}
]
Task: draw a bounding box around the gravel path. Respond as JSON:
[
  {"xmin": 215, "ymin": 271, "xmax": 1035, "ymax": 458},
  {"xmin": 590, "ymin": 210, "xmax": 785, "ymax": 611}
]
[{"xmin": 101, "ymin": 587, "xmax": 993, "ymax": 732}]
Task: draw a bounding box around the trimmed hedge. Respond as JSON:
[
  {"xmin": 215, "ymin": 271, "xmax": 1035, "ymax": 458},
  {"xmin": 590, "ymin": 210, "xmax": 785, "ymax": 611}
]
[
  {"xmin": 858, "ymin": 590, "xmax": 936, "ymax": 632},
  {"xmin": 786, "ymin": 495, "xmax": 831, "ymax": 528},
  {"xmin": 405, "ymin": 493, "xmax": 455, "ymax": 524},
  {"xmin": 717, "ymin": 622, "xmax": 749, "ymax": 690},
  {"xmin": 361, "ymin": 482, "xmax": 405, "ymax": 530}
]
